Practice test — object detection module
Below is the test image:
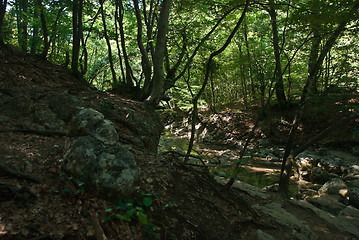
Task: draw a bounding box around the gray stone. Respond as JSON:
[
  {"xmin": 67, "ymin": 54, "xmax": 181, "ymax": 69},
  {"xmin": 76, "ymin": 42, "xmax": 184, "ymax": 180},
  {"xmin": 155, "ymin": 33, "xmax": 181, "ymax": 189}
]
[
  {"xmin": 348, "ymin": 188, "xmax": 359, "ymax": 209},
  {"xmin": 214, "ymin": 177, "xmax": 269, "ymax": 200},
  {"xmin": 308, "ymin": 195, "xmax": 347, "ymax": 216},
  {"xmin": 339, "ymin": 205, "xmax": 359, "ymax": 219},
  {"xmin": 291, "ymin": 199, "xmax": 359, "ymax": 238},
  {"xmin": 257, "ymin": 230, "xmax": 275, "ymax": 240},
  {"xmin": 310, "ymin": 167, "xmax": 330, "ymax": 184},
  {"xmin": 69, "ymin": 108, "xmax": 119, "ymax": 145},
  {"xmin": 352, "ymin": 146, "xmax": 359, "ymax": 156},
  {"xmin": 252, "ymin": 203, "xmax": 314, "ymax": 240},
  {"xmin": 32, "ymin": 110, "xmax": 65, "ymax": 130},
  {"xmin": 319, "ymin": 157, "xmax": 345, "ymax": 174},
  {"xmin": 319, "ymin": 178, "xmax": 348, "ymax": 196},
  {"xmin": 346, "ymin": 178, "xmax": 359, "ymax": 188},
  {"xmin": 63, "ymin": 108, "xmax": 139, "ymax": 199}
]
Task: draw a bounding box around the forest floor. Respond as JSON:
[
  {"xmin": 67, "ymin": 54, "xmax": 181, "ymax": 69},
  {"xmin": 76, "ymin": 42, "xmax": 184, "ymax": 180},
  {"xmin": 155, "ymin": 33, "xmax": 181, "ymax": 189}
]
[{"xmin": 1, "ymin": 46, "xmax": 359, "ymax": 240}]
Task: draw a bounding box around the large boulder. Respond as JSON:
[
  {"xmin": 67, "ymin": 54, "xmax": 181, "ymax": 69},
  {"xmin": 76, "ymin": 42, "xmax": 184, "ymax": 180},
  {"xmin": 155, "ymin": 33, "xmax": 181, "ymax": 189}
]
[
  {"xmin": 319, "ymin": 178, "xmax": 348, "ymax": 197},
  {"xmin": 348, "ymin": 188, "xmax": 359, "ymax": 209},
  {"xmin": 63, "ymin": 108, "xmax": 139, "ymax": 199}
]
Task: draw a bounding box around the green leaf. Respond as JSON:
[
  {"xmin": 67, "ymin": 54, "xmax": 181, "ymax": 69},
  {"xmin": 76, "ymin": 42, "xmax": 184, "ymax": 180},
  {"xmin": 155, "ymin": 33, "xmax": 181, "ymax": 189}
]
[
  {"xmin": 137, "ymin": 212, "xmax": 148, "ymax": 225},
  {"xmin": 115, "ymin": 214, "xmax": 131, "ymax": 221},
  {"xmin": 143, "ymin": 197, "xmax": 152, "ymax": 207},
  {"xmin": 126, "ymin": 209, "xmax": 135, "ymax": 218}
]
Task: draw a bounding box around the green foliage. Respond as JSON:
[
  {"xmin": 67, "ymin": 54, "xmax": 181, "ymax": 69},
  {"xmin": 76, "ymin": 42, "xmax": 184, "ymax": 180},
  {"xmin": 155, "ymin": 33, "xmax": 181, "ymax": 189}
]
[{"xmin": 105, "ymin": 192, "xmax": 159, "ymax": 239}]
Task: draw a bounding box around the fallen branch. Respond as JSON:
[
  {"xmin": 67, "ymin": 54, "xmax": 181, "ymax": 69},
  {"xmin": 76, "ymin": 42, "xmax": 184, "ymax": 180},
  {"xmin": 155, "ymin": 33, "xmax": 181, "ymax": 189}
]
[{"xmin": 0, "ymin": 161, "xmax": 40, "ymax": 183}]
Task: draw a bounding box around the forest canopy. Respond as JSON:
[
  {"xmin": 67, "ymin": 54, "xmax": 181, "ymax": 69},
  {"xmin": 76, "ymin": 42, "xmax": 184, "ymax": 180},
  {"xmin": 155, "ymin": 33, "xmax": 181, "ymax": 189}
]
[{"xmin": 0, "ymin": 0, "xmax": 358, "ymax": 107}]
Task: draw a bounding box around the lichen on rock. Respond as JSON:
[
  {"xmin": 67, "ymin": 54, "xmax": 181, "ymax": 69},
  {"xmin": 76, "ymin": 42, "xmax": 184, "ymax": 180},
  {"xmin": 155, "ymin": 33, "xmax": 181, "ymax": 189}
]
[{"xmin": 63, "ymin": 108, "xmax": 139, "ymax": 199}]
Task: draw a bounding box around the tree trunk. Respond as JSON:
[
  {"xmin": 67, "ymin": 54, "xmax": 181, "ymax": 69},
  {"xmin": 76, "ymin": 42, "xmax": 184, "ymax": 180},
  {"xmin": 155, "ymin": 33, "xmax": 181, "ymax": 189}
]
[
  {"xmin": 71, "ymin": 0, "xmax": 82, "ymax": 77},
  {"xmin": 186, "ymin": 0, "xmax": 250, "ymax": 156},
  {"xmin": 279, "ymin": 5, "xmax": 358, "ymax": 194},
  {"xmin": 36, "ymin": 0, "xmax": 49, "ymax": 58},
  {"xmin": 100, "ymin": 0, "xmax": 117, "ymax": 85},
  {"xmin": 114, "ymin": 3, "xmax": 125, "ymax": 83},
  {"xmin": 48, "ymin": 6, "xmax": 65, "ymax": 59},
  {"xmin": 303, "ymin": 27, "xmax": 321, "ymax": 95},
  {"xmin": 16, "ymin": 0, "xmax": 28, "ymax": 52},
  {"xmin": 0, "ymin": 0, "xmax": 7, "ymax": 45},
  {"xmin": 133, "ymin": 0, "xmax": 152, "ymax": 95},
  {"xmin": 268, "ymin": 0, "xmax": 287, "ymax": 109},
  {"xmin": 145, "ymin": 0, "xmax": 173, "ymax": 106},
  {"xmin": 115, "ymin": 0, "xmax": 135, "ymax": 86}
]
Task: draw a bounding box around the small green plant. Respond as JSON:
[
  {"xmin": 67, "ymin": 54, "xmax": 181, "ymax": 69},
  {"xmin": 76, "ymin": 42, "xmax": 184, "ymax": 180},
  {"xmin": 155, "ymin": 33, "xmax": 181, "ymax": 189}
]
[{"xmin": 105, "ymin": 192, "xmax": 159, "ymax": 239}]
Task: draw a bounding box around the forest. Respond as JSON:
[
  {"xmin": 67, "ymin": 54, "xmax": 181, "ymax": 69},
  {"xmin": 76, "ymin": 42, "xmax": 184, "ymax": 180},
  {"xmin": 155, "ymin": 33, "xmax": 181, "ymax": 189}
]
[{"xmin": 0, "ymin": 0, "xmax": 359, "ymax": 239}]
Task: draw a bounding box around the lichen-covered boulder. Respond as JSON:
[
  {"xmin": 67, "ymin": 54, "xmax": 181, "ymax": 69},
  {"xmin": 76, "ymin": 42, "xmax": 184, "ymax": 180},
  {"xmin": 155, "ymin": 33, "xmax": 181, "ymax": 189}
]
[{"xmin": 63, "ymin": 108, "xmax": 139, "ymax": 199}]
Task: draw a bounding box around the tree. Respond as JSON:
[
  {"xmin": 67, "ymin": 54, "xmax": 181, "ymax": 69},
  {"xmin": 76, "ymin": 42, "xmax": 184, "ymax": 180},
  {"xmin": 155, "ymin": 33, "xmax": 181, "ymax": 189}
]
[
  {"xmin": 0, "ymin": 0, "xmax": 7, "ymax": 45},
  {"xmin": 267, "ymin": 0, "xmax": 287, "ymax": 108},
  {"xmin": 15, "ymin": 0, "xmax": 28, "ymax": 52},
  {"xmin": 145, "ymin": 0, "xmax": 173, "ymax": 106},
  {"xmin": 72, "ymin": 0, "xmax": 83, "ymax": 77},
  {"xmin": 279, "ymin": 0, "xmax": 359, "ymax": 194}
]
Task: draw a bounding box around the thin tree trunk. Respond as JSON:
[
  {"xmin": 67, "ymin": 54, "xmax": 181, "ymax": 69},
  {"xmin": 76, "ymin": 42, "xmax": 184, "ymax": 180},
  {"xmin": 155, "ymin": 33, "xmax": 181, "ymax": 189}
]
[
  {"xmin": 114, "ymin": 3, "xmax": 125, "ymax": 83},
  {"xmin": 36, "ymin": 0, "xmax": 49, "ymax": 58},
  {"xmin": 279, "ymin": 4, "xmax": 359, "ymax": 194},
  {"xmin": 186, "ymin": 0, "xmax": 250, "ymax": 158},
  {"xmin": 0, "ymin": 0, "xmax": 7, "ymax": 45},
  {"xmin": 115, "ymin": 0, "xmax": 135, "ymax": 85},
  {"xmin": 133, "ymin": 0, "xmax": 152, "ymax": 95},
  {"xmin": 268, "ymin": 0, "xmax": 287, "ymax": 109},
  {"xmin": 146, "ymin": 0, "xmax": 173, "ymax": 106},
  {"xmin": 49, "ymin": 6, "xmax": 65, "ymax": 59},
  {"xmin": 100, "ymin": 0, "xmax": 117, "ymax": 85},
  {"xmin": 16, "ymin": 0, "xmax": 28, "ymax": 52},
  {"xmin": 71, "ymin": 0, "xmax": 82, "ymax": 76}
]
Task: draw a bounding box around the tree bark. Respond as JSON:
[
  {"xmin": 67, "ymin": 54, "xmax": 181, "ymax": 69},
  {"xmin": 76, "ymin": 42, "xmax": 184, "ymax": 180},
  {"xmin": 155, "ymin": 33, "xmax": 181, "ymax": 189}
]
[
  {"xmin": 115, "ymin": 0, "xmax": 135, "ymax": 85},
  {"xmin": 100, "ymin": 0, "xmax": 117, "ymax": 85},
  {"xmin": 0, "ymin": 0, "xmax": 7, "ymax": 45},
  {"xmin": 186, "ymin": 0, "xmax": 250, "ymax": 157},
  {"xmin": 71, "ymin": 0, "xmax": 82, "ymax": 77},
  {"xmin": 36, "ymin": 0, "xmax": 49, "ymax": 58},
  {"xmin": 279, "ymin": 2, "xmax": 359, "ymax": 194},
  {"xmin": 268, "ymin": 0, "xmax": 287, "ymax": 109},
  {"xmin": 133, "ymin": 0, "xmax": 152, "ymax": 95},
  {"xmin": 16, "ymin": 0, "xmax": 28, "ymax": 52},
  {"xmin": 145, "ymin": 0, "xmax": 173, "ymax": 106}
]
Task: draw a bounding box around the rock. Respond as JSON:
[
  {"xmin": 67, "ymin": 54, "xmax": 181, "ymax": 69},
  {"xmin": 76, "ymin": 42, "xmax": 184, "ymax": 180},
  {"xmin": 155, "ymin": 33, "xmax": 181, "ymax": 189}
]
[
  {"xmin": 214, "ymin": 177, "xmax": 269, "ymax": 200},
  {"xmin": 350, "ymin": 165, "xmax": 359, "ymax": 174},
  {"xmin": 257, "ymin": 229, "xmax": 275, "ymax": 240},
  {"xmin": 339, "ymin": 205, "xmax": 359, "ymax": 219},
  {"xmin": 318, "ymin": 157, "xmax": 345, "ymax": 174},
  {"xmin": 308, "ymin": 195, "xmax": 347, "ymax": 216},
  {"xmin": 347, "ymin": 178, "xmax": 359, "ymax": 188},
  {"xmin": 63, "ymin": 108, "xmax": 139, "ymax": 199},
  {"xmin": 32, "ymin": 109, "xmax": 65, "ymax": 130},
  {"xmin": 348, "ymin": 188, "xmax": 359, "ymax": 209},
  {"xmin": 252, "ymin": 203, "xmax": 314, "ymax": 240},
  {"xmin": 319, "ymin": 178, "xmax": 348, "ymax": 196},
  {"xmin": 310, "ymin": 167, "xmax": 330, "ymax": 184},
  {"xmin": 69, "ymin": 108, "xmax": 119, "ymax": 145},
  {"xmin": 291, "ymin": 199, "xmax": 359, "ymax": 238},
  {"xmin": 352, "ymin": 146, "xmax": 359, "ymax": 156},
  {"xmin": 49, "ymin": 93, "xmax": 79, "ymax": 122}
]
